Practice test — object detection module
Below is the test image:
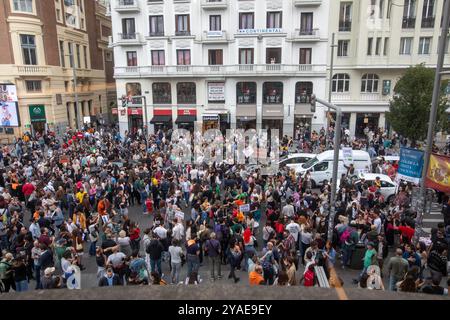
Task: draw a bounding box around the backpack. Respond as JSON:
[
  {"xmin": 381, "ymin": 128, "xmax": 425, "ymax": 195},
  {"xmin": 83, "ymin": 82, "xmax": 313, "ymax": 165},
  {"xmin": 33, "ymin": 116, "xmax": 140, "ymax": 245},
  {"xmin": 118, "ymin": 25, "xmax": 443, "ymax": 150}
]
[
  {"xmin": 304, "ymin": 269, "xmax": 315, "ymax": 287},
  {"xmin": 340, "ymin": 228, "xmax": 352, "ymax": 244}
]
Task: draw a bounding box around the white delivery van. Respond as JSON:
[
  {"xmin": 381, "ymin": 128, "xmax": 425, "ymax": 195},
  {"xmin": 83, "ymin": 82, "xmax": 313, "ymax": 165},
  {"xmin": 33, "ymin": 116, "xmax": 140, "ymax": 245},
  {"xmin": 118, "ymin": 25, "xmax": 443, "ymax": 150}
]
[
  {"xmin": 278, "ymin": 153, "xmax": 316, "ymax": 171},
  {"xmin": 295, "ymin": 150, "xmax": 372, "ymax": 187}
]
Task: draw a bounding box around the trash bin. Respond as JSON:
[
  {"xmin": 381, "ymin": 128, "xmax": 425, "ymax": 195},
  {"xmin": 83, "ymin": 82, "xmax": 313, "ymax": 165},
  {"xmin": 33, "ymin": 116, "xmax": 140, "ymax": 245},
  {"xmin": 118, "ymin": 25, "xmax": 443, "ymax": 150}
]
[{"xmin": 349, "ymin": 243, "xmax": 365, "ymax": 270}]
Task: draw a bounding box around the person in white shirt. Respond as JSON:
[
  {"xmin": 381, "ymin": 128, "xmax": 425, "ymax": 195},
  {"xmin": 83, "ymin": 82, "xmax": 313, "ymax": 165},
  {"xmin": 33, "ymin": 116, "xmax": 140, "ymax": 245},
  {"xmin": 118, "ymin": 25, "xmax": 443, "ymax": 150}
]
[
  {"xmin": 285, "ymin": 219, "xmax": 301, "ymax": 249},
  {"xmin": 172, "ymin": 219, "xmax": 185, "ymax": 241},
  {"xmin": 281, "ymin": 200, "xmax": 295, "ymax": 218},
  {"xmin": 168, "ymin": 239, "xmax": 184, "ymax": 284},
  {"xmin": 153, "ymin": 222, "xmax": 168, "ymax": 240},
  {"xmin": 372, "ymin": 211, "xmax": 382, "ymax": 234}
]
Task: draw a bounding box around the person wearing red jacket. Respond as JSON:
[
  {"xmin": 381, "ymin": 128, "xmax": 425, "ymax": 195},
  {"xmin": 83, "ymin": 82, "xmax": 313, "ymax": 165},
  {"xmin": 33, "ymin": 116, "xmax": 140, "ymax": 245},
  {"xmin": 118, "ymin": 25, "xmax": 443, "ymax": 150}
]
[{"xmin": 22, "ymin": 181, "xmax": 35, "ymax": 206}]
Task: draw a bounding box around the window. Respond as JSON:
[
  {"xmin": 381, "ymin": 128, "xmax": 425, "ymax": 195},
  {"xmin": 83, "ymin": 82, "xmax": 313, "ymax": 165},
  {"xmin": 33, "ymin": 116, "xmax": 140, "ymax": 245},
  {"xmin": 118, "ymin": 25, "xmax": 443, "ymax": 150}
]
[
  {"xmin": 177, "ymin": 83, "xmax": 196, "ymax": 104},
  {"xmin": 263, "ymin": 82, "xmax": 283, "ymax": 104},
  {"xmin": 152, "ymin": 83, "xmax": 171, "ymax": 104},
  {"xmin": 68, "ymin": 42, "xmax": 73, "ymax": 67},
  {"xmin": 236, "ymin": 82, "xmax": 256, "ymax": 104},
  {"xmin": 332, "ymin": 74, "xmax": 350, "ymax": 92},
  {"xmin": 300, "ymin": 13, "xmax": 314, "ymax": 34},
  {"xmin": 76, "ymin": 44, "xmax": 81, "ymax": 68},
  {"xmin": 379, "ymin": 0, "xmax": 384, "ymax": 18},
  {"xmin": 375, "ymin": 37, "xmax": 382, "ymax": 55},
  {"xmin": 383, "ymin": 37, "xmax": 389, "ymax": 55},
  {"xmin": 20, "ymin": 34, "xmax": 37, "ymax": 65},
  {"xmin": 267, "ymin": 11, "xmax": 282, "ymax": 28},
  {"xmin": 295, "ymin": 82, "xmax": 313, "ymax": 104},
  {"xmin": 175, "ymin": 15, "xmax": 190, "ymax": 36},
  {"xmin": 59, "ymin": 40, "xmax": 65, "ymax": 67},
  {"xmin": 210, "ymin": 15, "xmax": 221, "ymax": 31},
  {"xmin": 25, "ymin": 80, "xmax": 41, "ymax": 92},
  {"xmin": 266, "ymin": 48, "xmax": 281, "ymax": 64},
  {"xmin": 56, "ymin": 9, "xmax": 61, "ymax": 21},
  {"xmin": 314, "ymin": 162, "xmax": 328, "ymax": 172},
  {"xmin": 126, "ymin": 83, "xmax": 142, "ymax": 105},
  {"xmin": 151, "ymin": 50, "xmax": 165, "ymax": 65},
  {"xmin": 337, "ymin": 40, "xmax": 349, "ymax": 57},
  {"xmin": 239, "ymin": 48, "xmax": 254, "ymax": 64},
  {"xmin": 399, "ymin": 37, "xmax": 413, "ymax": 54},
  {"xmin": 13, "ymin": 0, "xmax": 33, "ymax": 12},
  {"xmin": 361, "ymin": 74, "xmax": 379, "ymax": 93},
  {"xmin": 299, "ymin": 48, "xmax": 312, "ymax": 64},
  {"xmin": 149, "ymin": 15, "xmax": 164, "ymax": 36},
  {"xmin": 418, "ymin": 37, "xmax": 431, "ymax": 54},
  {"xmin": 105, "ymin": 51, "xmax": 113, "ymax": 62},
  {"xmin": 126, "ymin": 51, "xmax": 137, "ymax": 66},
  {"xmin": 177, "ymin": 49, "xmax": 191, "ymax": 65},
  {"xmin": 65, "ymin": 13, "xmax": 77, "ymax": 27},
  {"xmin": 80, "ymin": 18, "xmax": 85, "ymax": 29},
  {"xmin": 339, "ymin": 2, "xmax": 352, "ymax": 31},
  {"xmin": 208, "ymin": 50, "xmax": 223, "ymax": 65},
  {"xmin": 367, "ymin": 37, "xmax": 373, "ymax": 55},
  {"xmin": 387, "ymin": 0, "xmax": 392, "ymax": 18},
  {"xmin": 422, "ymin": 0, "xmax": 435, "ymax": 28},
  {"xmin": 122, "ymin": 18, "xmax": 136, "ymax": 38},
  {"xmin": 239, "ymin": 12, "xmax": 254, "ymax": 29},
  {"xmin": 83, "ymin": 45, "xmax": 88, "ymax": 68}
]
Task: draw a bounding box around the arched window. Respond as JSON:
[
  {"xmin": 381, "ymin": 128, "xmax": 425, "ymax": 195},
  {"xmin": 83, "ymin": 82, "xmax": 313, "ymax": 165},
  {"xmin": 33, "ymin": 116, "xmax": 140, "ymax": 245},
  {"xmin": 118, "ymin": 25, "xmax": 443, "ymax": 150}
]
[
  {"xmin": 177, "ymin": 82, "xmax": 196, "ymax": 104},
  {"xmin": 152, "ymin": 83, "xmax": 171, "ymax": 104},
  {"xmin": 332, "ymin": 74, "xmax": 350, "ymax": 92},
  {"xmin": 295, "ymin": 82, "xmax": 313, "ymax": 103},
  {"xmin": 236, "ymin": 82, "xmax": 256, "ymax": 104},
  {"xmin": 263, "ymin": 82, "xmax": 283, "ymax": 103},
  {"xmin": 361, "ymin": 74, "xmax": 379, "ymax": 93}
]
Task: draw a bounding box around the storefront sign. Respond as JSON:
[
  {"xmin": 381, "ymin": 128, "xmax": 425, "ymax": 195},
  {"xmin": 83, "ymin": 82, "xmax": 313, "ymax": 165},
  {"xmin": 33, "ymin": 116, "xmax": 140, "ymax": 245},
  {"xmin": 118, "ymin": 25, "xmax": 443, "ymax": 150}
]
[
  {"xmin": 203, "ymin": 114, "xmax": 219, "ymax": 121},
  {"xmin": 262, "ymin": 106, "xmax": 284, "ymax": 118},
  {"xmin": 238, "ymin": 28, "xmax": 283, "ymax": 34},
  {"xmin": 207, "ymin": 31, "xmax": 223, "ymax": 37},
  {"xmin": 111, "ymin": 108, "xmax": 118, "ymax": 115},
  {"xmin": 153, "ymin": 109, "xmax": 172, "ymax": 116},
  {"xmin": 208, "ymin": 82, "xmax": 225, "ymax": 102},
  {"xmin": 425, "ymin": 153, "xmax": 450, "ymax": 193},
  {"xmin": 29, "ymin": 105, "xmax": 46, "ymax": 123},
  {"xmin": 127, "ymin": 108, "xmax": 143, "ymax": 115},
  {"xmin": 397, "ymin": 147, "xmax": 424, "ymax": 184}
]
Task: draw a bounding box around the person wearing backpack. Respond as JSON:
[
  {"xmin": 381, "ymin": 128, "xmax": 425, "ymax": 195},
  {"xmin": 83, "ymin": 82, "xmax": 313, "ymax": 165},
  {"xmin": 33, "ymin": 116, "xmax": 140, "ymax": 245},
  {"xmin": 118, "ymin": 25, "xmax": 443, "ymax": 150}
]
[
  {"xmin": 204, "ymin": 232, "xmax": 222, "ymax": 281},
  {"xmin": 300, "ymin": 264, "xmax": 316, "ymax": 287},
  {"xmin": 339, "ymin": 225, "xmax": 359, "ymax": 269}
]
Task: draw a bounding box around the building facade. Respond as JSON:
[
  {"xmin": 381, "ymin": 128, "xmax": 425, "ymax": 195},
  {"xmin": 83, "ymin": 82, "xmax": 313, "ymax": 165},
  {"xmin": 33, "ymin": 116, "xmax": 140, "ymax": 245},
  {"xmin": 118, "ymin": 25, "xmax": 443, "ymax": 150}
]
[
  {"xmin": 110, "ymin": 0, "xmax": 330, "ymax": 138},
  {"xmin": 328, "ymin": 0, "xmax": 450, "ymax": 138},
  {"xmin": 0, "ymin": 0, "xmax": 116, "ymax": 140}
]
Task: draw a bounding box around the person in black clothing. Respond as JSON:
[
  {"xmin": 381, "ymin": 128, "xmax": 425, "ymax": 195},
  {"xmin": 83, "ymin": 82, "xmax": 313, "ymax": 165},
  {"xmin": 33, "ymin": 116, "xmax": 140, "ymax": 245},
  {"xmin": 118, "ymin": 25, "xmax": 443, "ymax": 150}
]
[
  {"xmin": 427, "ymin": 244, "xmax": 448, "ymax": 280},
  {"xmin": 98, "ymin": 267, "xmax": 121, "ymax": 287},
  {"xmin": 421, "ymin": 275, "xmax": 449, "ymax": 295},
  {"xmin": 146, "ymin": 234, "xmax": 164, "ymax": 275}
]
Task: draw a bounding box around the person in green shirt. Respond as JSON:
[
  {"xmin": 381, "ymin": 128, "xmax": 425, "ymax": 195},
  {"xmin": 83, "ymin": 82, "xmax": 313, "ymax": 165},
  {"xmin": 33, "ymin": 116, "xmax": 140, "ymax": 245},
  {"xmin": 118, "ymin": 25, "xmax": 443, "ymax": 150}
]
[{"xmin": 354, "ymin": 242, "xmax": 377, "ymax": 284}]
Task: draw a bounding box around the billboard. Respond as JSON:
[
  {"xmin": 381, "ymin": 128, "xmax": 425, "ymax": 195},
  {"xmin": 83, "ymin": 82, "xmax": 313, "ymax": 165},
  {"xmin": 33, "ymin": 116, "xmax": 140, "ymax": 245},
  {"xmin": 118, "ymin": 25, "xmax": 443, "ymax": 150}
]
[
  {"xmin": 425, "ymin": 154, "xmax": 450, "ymax": 193},
  {"xmin": 397, "ymin": 147, "xmax": 424, "ymax": 184},
  {"xmin": 0, "ymin": 84, "xmax": 19, "ymax": 127}
]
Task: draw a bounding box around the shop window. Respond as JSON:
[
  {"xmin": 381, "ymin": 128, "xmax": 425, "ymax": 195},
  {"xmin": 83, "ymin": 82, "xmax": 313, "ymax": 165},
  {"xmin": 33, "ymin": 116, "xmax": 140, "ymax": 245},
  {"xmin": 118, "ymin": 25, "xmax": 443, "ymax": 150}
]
[
  {"xmin": 263, "ymin": 82, "xmax": 283, "ymax": 104},
  {"xmin": 236, "ymin": 82, "xmax": 256, "ymax": 104},
  {"xmin": 177, "ymin": 82, "xmax": 196, "ymax": 104},
  {"xmin": 295, "ymin": 82, "xmax": 313, "ymax": 104},
  {"xmin": 152, "ymin": 83, "xmax": 171, "ymax": 104}
]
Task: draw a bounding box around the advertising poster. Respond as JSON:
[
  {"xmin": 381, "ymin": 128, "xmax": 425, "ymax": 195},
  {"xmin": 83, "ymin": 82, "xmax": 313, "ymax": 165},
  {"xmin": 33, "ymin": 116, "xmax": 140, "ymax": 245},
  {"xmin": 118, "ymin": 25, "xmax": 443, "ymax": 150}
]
[
  {"xmin": 0, "ymin": 84, "xmax": 19, "ymax": 127},
  {"xmin": 425, "ymin": 153, "xmax": 450, "ymax": 193}
]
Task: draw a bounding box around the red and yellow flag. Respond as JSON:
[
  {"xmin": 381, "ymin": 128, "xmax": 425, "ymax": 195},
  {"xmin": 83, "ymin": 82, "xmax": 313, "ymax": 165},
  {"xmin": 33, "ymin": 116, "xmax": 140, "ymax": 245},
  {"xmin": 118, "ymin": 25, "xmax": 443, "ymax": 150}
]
[{"xmin": 425, "ymin": 153, "xmax": 450, "ymax": 193}]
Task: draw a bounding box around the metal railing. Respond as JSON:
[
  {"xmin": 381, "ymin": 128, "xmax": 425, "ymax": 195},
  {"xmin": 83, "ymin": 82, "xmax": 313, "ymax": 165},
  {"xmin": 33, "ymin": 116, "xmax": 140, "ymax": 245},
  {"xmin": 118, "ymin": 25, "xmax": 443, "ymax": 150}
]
[
  {"xmin": 402, "ymin": 17, "xmax": 416, "ymax": 28},
  {"xmin": 421, "ymin": 16, "xmax": 435, "ymax": 28},
  {"xmin": 338, "ymin": 21, "xmax": 351, "ymax": 32},
  {"xmin": 175, "ymin": 31, "xmax": 191, "ymax": 36}
]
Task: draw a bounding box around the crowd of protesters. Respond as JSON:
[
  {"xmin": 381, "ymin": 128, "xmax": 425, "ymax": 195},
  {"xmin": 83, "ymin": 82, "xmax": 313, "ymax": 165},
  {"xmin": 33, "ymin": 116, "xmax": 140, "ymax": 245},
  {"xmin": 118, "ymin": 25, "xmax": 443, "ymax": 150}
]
[{"xmin": 0, "ymin": 122, "xmax": 448, "ymax": 296}]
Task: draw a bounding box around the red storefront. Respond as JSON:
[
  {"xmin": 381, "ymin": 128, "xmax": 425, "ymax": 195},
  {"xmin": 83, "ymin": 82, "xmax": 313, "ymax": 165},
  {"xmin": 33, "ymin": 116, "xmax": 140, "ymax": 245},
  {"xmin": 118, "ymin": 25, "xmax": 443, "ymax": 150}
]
[
  {"xmin": 150, "ymin": 109, "xmax": 173, "ymax": 133},
  {"xmin": 175, "ymin": 109, "xmax": 197, "ymax": 132}
]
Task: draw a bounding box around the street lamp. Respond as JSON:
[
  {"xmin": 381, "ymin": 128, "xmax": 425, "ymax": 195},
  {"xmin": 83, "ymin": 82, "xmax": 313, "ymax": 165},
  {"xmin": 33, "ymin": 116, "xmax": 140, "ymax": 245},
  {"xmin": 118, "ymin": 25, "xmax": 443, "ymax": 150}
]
[
  {"xmin": 311, "ymin": 94, "xmax": 342, "ymax": 242},
  {"xmin": 66, "ymin": 53, "xmax": 82, "ymax": 130}
]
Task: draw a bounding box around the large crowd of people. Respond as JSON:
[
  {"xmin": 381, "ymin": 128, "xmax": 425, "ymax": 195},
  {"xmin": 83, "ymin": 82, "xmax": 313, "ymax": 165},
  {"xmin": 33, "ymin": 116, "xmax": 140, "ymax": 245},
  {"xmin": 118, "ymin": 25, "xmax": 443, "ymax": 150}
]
[{"xmin": 0, "ymin": 123, "xmax": 448, "ymax": 296}]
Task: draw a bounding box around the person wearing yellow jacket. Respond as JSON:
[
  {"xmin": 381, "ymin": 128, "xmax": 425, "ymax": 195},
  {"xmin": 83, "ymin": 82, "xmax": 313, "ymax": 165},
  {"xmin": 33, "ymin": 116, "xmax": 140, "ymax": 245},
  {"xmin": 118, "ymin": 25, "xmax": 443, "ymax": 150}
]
[{"xmin": 73, "ymin": 210, "xmax": 87, "ymax": 231}]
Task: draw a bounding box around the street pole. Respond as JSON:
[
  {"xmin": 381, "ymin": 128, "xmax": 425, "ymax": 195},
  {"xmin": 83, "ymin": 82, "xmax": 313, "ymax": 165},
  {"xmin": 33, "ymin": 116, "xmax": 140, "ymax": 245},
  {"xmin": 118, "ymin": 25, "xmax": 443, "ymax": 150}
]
[
  {"xmin": 69, "ymin": 52, "xmax": 82, "ymax": 130},
  {"xmin": 415, "ymin": 0, "xmax": 450, "ymax": 242},
  {"xmin": 142, "ymin": 95, "xmax": 149, "ymax": 151},
  {"xmin": 326, "ymin": 33, "xmax": 336, "ymax": 149},
  {"xmin": 311, "ymin": 95, "xmax": 342, "ymax": 242}
]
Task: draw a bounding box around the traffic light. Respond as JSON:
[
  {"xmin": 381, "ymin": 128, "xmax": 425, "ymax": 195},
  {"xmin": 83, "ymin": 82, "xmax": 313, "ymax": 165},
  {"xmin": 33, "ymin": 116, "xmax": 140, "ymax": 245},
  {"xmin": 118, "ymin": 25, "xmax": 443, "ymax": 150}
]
[{"xmin": 310, "ymin": 94, "xmax": 316, "ymax": 113}]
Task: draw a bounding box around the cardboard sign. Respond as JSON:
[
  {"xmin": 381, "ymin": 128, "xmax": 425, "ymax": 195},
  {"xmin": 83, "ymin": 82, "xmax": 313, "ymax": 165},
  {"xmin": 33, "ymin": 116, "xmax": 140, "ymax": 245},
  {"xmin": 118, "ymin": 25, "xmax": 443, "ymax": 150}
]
[
  {"xmin": 59, "ymin": 155, "xmax": 69, "ymax": 164},
  {"xmin": 175, "ymin": 210, "xmax": 184, "ymax": 220},
  {"xmin": 239, "ymin": 204, "xmax": 250, "ymax": 213}
]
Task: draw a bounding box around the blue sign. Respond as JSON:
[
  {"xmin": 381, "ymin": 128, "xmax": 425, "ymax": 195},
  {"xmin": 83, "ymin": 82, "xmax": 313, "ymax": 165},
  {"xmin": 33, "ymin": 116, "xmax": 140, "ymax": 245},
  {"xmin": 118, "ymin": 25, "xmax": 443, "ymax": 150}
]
[{"xmin": 397, "ymin": 147, "xmax": 424, "ymax": 184}]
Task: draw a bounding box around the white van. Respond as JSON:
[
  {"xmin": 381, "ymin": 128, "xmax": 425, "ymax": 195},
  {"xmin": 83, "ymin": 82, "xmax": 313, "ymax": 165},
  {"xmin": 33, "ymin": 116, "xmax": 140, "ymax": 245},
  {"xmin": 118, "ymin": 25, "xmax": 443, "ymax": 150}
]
[
  {"xmin": 278, "ymin": 153, "xmax": 316, "ymax": 171},
  {"xmin": 295, "ymin": 150, "xmax": 372, "ymax": 187}
]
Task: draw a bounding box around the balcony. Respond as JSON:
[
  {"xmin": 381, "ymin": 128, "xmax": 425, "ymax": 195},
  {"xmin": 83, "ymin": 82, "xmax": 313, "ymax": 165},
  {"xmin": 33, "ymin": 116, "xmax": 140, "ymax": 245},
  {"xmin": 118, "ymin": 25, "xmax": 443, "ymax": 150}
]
[
  {"xmin": 201, "ymin": 0, "xmax": 228, "ymax": 10},
  {"xmin": 421, "ymin": 16, "xmax": 435, "ymax": 28},
  {"xmin": 202, "ymin": 30, "xmax": 228, "ymax": 42},
  {"xmin": 113, "ymin": 33, "xmax": 144, "ymax": 46},
  {"xmin": 115, "ymin": 0, "xmax": 140, "ymax": 12},
  {"xmin": 114, "ymin": 64, "xmax": 327, "ymax": 78},
  {"xmin": 174, "ymin": 31, "xmax": 191, "ymax": 37},
  {"xmin": 402, "ymin": 17, "xmax": 416, "ymax": 29},
  {"xmin": 294, "ymin": 0, "xmax": 322, "ymax": 7},
  {"xmin": 339, "ymin": 21, "xmax": 352, "ymax": 32},
  {"xmin": 360, "ymin": 93, "xmax": 390, "ymax": 101},
  {"xmin": 291, "ymin": 28, "xmax": 320, "ymax": 41},
  {"xmin": 16, "ymin": 65, "xmax": 50, "ymax": 76},
  {"xmin": 149, "ymin": 31, "xmax": 165, "ymax": 37}
]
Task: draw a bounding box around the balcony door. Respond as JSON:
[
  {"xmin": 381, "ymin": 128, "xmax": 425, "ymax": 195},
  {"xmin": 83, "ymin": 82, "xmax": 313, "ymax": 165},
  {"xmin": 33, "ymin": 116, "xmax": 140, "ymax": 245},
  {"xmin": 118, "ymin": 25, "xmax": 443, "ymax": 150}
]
[
  {"xmin": 122, "ymin": 18, "xmax": 136, "ymax": 38},
  {"xmin": 300, "ymin": 13, "xmax": 313, "ymax": 34}
]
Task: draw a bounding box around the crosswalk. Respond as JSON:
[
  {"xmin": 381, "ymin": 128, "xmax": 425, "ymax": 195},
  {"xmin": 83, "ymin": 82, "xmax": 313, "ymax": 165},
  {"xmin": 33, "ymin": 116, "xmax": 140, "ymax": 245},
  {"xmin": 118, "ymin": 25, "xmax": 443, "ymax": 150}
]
[{"xmin": 421, "ymin": 202, "xmax": 444, "ymax": 234}]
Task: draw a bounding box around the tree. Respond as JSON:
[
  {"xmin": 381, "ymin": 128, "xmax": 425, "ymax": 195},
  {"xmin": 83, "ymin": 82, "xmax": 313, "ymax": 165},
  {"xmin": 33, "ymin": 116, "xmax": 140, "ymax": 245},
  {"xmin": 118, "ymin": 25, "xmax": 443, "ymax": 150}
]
[{"xmin": 386, "ymin": 64, "xmax": 449, "ymax": 146}]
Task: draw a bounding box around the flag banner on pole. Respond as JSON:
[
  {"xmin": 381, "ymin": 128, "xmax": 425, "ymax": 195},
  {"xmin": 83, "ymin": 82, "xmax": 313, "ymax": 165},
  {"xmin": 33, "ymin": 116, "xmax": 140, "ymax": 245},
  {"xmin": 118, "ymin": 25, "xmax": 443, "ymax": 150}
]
[
  {"xmin": 396, "ymin": 147, "xmax": 424, "ymax": 184},
  {"xmin": 425, "ymin": 153, "xmax": 450, "ymax": 193}
]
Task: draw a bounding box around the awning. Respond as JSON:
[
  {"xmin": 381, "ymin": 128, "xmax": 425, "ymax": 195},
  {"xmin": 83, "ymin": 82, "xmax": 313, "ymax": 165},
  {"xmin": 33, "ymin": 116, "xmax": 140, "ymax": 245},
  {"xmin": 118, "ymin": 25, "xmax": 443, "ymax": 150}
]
[
  {"xmin": 150, "ymin": 115, "xmax": 172, "ymax": 124},
  {"xmin": 175, "ymin": 115, "xmax": 197, "ymax": 124},
  {"xmin": 203, "ymin": 114, "xmax": 220, "ymax": 121}
]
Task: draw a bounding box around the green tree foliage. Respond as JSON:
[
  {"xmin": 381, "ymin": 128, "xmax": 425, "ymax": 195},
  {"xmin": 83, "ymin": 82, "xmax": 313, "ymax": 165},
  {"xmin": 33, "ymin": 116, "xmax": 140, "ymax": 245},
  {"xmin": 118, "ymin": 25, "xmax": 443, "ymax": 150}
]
[{"xmin": 386, "ymin": 64, "xmax": 449, "ymax": 144}]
